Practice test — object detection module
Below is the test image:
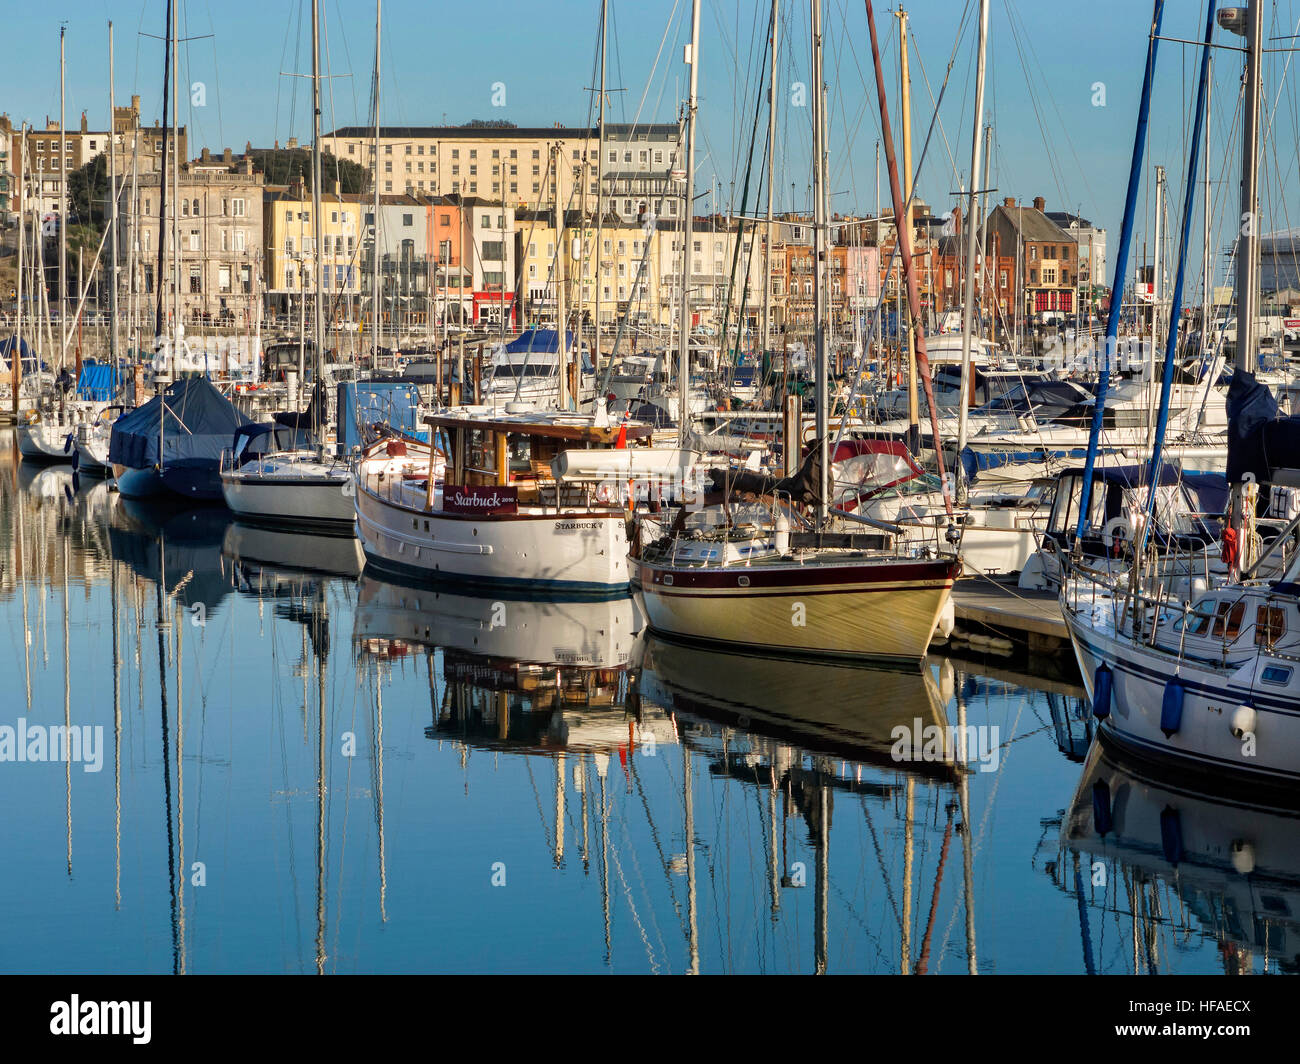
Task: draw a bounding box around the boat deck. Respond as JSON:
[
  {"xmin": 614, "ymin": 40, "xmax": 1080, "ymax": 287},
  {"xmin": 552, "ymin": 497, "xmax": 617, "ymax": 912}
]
[{"xmin": 951, "ymin": 576, "xmax": 1068, "ymax": 653}]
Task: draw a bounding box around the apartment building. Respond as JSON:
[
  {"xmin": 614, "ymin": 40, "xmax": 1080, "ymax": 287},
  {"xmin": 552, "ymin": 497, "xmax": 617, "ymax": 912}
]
[
  {"xmin": 123, "ymin": 152, "xmax": 263, "ymax": 328},
  {"xmin": 263, "ymin": 178, "xmax": 363, "ymax": 319}
]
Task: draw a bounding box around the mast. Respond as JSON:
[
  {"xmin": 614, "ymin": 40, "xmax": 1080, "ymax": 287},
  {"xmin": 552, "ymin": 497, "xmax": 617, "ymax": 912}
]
[
  {"xmin": 554, "ymin": 145, "xmax": 569, "ymax": 411},
  {"xmin": 371, "ymin": 0, "xmax": 381, "ymax": 370},
  {"xmin": 1142, "ymin": 0, "xmax": 1215, "ymax": 528},
  {"xmin": 12, "ymin": 124, "xmax": 23, "ymax": 419},
  {"xmin": 762, "ymin": 0, "xmax": 779, "ymax": 358},
  {"xmin": 170, "ymin": 0, "xmax": 180, "ymax": 364},
  {"xmin": 310, "ymin": 0, "xmax": 325, "ymax": 437},
  {"xmin": 955, "ymin": 0, "xmax": 989, "ymax": 486},
  {"xmin": 59, "ymin": 27, "xmax": 67, "ymax": 376},
  {"xmin": 1202, "ymin": 60, "xmax": 1212, "ymax": 360},
  {"xmin": 594, "ymin": 1, "xmax": 608, "ymax": 375},
  {"xmin": 1075, "ymin": 0, "xmax": 1165, "ymax": 541},
  {"xmin": 677, "ymin": 0, "xmax": 702, "ymax": 449},
  {"xmin": 108, "ymin": 22, "xmax": 120, "ymax": 373},
  {"xmin": 866, "ymin": 0, "xmax": 952, "ymax": 514},
  {"xmin": 897, "ymin": 8, "xmax": 919, "ymax": 448},
  {"xmin": 1235, "ymin": 0, "xmax": 1262, "ymax": 373},
  {"xmin": 154, "ymin": 1, "xmax": 171, "ymax": 340},
  {"xmin": 811, "ymin": 0, "xmax": 830, "ymax": 521}
]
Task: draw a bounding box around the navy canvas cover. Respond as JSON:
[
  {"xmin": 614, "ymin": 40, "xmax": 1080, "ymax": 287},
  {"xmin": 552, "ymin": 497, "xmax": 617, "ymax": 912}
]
[{"xmin": 109, "ymin": 377, "xmax": 251, "ymax": 471}]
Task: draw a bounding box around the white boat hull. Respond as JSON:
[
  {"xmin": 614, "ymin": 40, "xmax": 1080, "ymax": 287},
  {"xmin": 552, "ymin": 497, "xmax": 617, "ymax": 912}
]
[
  {"xmin": 220, "ymin": 470, "xmax": 356, "ymax": 531},
  {"xmin": 355, "ymin": 476, "xmax": 632, "ymax": 592}
]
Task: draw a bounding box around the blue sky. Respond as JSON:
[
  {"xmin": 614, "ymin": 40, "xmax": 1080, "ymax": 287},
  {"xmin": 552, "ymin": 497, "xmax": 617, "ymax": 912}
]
[{"xmin": 7, "ymin": 1, "xmax": 1300, "ymax": 291}]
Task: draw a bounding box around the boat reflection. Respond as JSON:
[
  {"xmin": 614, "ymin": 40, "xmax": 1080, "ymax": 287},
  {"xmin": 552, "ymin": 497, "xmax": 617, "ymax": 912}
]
[
  {"xmin": 1060, "ymin": 743, "xmax": 1300, "ymax": 974},
  {"xmin": 355, "ymin": 574, "xmax": 647, "ymax": 754}
]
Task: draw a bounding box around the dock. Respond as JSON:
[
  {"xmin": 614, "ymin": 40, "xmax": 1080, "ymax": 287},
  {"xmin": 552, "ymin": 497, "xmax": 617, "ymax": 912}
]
[{"xmin": 950, "ymin": 577, "xmax": 1070, "ymax": 655}]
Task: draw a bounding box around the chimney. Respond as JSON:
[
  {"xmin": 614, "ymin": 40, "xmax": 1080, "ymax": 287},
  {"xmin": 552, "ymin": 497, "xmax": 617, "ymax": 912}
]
[
  {"xmin": 1033, "ymin": 196, "xmax": 1046, "ymax": 212},
  {"xmin": 80, "ymin": 111, "xmax": 88, "ymax": 133},
  {"xmin": 1003, "ymin": 196, "xmax": 1015, "ymax": 208},
  {"xmin": 131, "ymin": 94, "xmax": 141, "ymax": 116},
  {"xmin": 222, "ymin": 147, "xmax": 233, "ymax": 164},
  {"xmin": 332, "ymin": 178, "xmax": 341, "ymax": 196},
  {"xmin": 287, "ymin": 136, "xmax": 298, "ymax": 149},
  {"xmin": 200, "ymin": 147, "xmax": 211, "ymax": 163}
]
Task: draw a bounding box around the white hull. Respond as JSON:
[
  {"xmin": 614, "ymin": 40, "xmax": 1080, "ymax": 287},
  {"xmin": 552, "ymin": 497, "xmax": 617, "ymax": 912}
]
[
  {"xmin": 1065, "ymin": 588, "xmax": 1300, "ymax": 786},
  {"xmin": 220, "ymin": 466, "xmax": 356, "ymax": 530},
  {"xmin": 355, "ymin": 468, "xmax": 631, "ymax": 591}
]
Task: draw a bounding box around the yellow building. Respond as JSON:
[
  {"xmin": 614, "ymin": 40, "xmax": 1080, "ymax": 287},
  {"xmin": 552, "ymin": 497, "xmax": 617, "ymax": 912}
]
[
  {"xmin": 516, "ymin": 210, "xmax": 666, "ymax": 334},
  {"xmin": 263, "ymin": 180, "xmax": 365, "ymax": 317}
]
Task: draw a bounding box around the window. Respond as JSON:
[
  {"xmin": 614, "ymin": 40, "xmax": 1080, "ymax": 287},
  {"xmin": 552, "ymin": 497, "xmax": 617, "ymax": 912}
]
[
  {"xmin": 482, "ymin": 241, "xmax": 504, "ymax": 261},
  {"xmin": 1211, "ymin": 600, "xmax": 1246, "ymax": 640},
  {"xmin": 192, "ymin": 199, "xmax": 200, "ymax": 217},
  {"xmin": 285, "ymin": 209, "xmax": 292, "ymax": 223},
  {"xmin": 286, "ymin": 236, "xmax": 296, "ymax": 254},
  {"xmin": 385, "ymin": 161, "xmax": 393, "ymax": 173},
  {"xmin": 1257, "ymin": 605, "xmax": 1287, "ymax": 647},
  {"xmin": 189, "ymin": 266, "xmax": 202, "ymax": 293},
  {"xmin": 385, "ymin": 144, "xmax": 392, "ymax": 154},
  {"xmin": 188, "ymin": 230, "xmax": 200, "ymax": 252},
  {"xmin": 218, "ymin": 265, "xmax": 231, "ymax": 293},
  {"xmin": 440, "ymin": 214, "xmax": 450, "ymax": 226},
  {"xmin": 481, "ymin": 215, "xmax": 491, "ymax": 229},
  {"xmin": 403, "ymin": 213, "xmax": 414, "ymax": 226},
  {"xmin": 234, "ymin": 231, "xmax": 246, "ymax": 253},
  {"xmin": 452, "ymin": 149, "xmax": 460, "ymax": 159}
]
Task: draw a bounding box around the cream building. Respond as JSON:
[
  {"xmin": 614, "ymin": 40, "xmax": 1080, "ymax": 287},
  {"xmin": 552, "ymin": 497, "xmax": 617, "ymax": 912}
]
[{"xmin": 263, "ymin": 179, "xmax": 364, "ymax": 318}]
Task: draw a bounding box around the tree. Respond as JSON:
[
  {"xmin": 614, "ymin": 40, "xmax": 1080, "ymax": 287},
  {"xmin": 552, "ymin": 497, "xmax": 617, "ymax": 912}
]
[
  {"xmin": 247, "ymin": 148, "xmax": 370, "ymax": 195},
  {"xmin": 66, "ymin": 154, "xmax": 110, "ymax": 234}
]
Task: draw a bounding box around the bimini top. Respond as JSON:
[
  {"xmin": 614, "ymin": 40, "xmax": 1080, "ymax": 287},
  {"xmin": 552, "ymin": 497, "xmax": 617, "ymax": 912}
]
[{"xmin": 109, "ymin": 377, "xmax": 252, "ymax": 470}]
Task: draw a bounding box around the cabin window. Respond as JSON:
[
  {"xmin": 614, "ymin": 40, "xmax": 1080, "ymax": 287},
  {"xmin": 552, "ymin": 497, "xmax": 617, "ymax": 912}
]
[
  {"xmin": 1180, "ymin": 599, "xmax": 1216, "ymax": 637},
  {"xmin": 1257, "ymin": 605, "xmax": 1287, "ymax": 647},
  {"xmin": 1211, "ymin": 600, "xmax": 1246, "ymax": 640}
]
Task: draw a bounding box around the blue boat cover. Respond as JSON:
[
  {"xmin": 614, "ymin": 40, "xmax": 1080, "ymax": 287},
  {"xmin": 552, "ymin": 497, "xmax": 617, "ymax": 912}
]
[
  {"xmin": 503, "ymin": 329, "xmax": 574, "ymax": 354},
  {"xmin": 77, "ymin": 363, "xmax": 120, "ymax": 402},
  {"xmin": 109, "ymin": 377, "xmax": 251, "ymax": 472}
]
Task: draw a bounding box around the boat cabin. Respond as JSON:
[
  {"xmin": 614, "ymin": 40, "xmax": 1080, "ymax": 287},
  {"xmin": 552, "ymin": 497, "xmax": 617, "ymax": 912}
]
[{"xmin": 424, "ymin": 412, "xmax": 653, "ymax": 509}]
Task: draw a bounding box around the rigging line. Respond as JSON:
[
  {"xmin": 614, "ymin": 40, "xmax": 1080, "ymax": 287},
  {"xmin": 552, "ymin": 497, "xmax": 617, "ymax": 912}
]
[
  {"xmin": 204, "ymin": 2, "xmax": 224, "ymax": 150},
  {"xmin": 999, "ymin": 0, "xmax": 1076, "ymax": 215}
]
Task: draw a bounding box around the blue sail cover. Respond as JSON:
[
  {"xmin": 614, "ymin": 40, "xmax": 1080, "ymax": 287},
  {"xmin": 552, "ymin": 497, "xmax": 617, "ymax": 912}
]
[
  {"xmin": 77, "ymin": 362, "xmax": 120, "ymax": 402},
  {"xmin": 503, "ymin": 329, "xmax": 574, "ymax": 354},
  {"xmin": 109, "ymin": 377, "xmax": 252, "ymax": 499}
]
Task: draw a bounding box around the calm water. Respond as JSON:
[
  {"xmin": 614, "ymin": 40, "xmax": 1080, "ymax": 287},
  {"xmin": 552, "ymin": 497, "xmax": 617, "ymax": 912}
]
[{"xmin": 0, "ymin": 429, "xmax": 1293, "ymax": 975}]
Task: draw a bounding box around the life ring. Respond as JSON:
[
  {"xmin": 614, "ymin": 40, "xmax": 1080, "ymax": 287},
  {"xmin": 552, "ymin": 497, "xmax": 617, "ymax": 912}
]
[{"xmin": 595, "ymin": 481, "xmax": 616, "ymax": 505}]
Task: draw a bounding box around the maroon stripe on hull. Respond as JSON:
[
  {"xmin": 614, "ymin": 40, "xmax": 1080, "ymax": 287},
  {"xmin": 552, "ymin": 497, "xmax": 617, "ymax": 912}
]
[{"xmin": 638, "ymin": 558, "xmax": 959, "ymax": 590}]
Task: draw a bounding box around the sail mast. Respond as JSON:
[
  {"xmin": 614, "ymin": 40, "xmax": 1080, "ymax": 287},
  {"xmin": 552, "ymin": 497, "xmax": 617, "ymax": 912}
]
[
  {"xmin": 811, "ymin": 0, "xmax": 829, "ymax": 521},
  {"xmin": 59, "ymin": 27, "xmax": 67, "ymax": 377},
  {"xmin": 955, "ymin": 0, "xmax": 990, "ymax": 484},
  {"xmin": 1143, "ymin": 0, "xmax": 1216, "ymax": 524},
  {"xmin": 762, "ymin": 0, "xmax": 779, "ymax": 359},
  {"xmin": 864, "ymin": 0, "xmax": 952, "ymax": 516},
  {"xmin": 372, "ymin": 0, "xmax": 381, "ymax": 369},
  {"xmin": 1236, "ymin": 0, "xmax": 1263, "ymax": 374},
  {"xmin": 310, "ymin": 0, "xmax": 325, "ymax": 437},
  {"xmin": 677, "ymin": 0, "xmax": 701, "ymax": 449},
  {"xmin": 1075, "ymin": 0, "xmax": 1165, "ymax": 542},
  {"xmin": 594, "ymin": 0, "xmax": 608, "ymax": 377}
]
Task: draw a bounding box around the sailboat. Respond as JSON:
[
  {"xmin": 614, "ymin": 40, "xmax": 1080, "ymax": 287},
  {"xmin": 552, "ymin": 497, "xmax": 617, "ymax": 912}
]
[
  {"xmin": 1063, "ymin": 0, "xmax": 1300, "ymax": 790},
  {"xmin": 220, "ymin": 0, "xmax": 355, "ymax": 528},
  {"xmin": 634, "ymin": 0, "xmax": 960, "ymax": 662}
]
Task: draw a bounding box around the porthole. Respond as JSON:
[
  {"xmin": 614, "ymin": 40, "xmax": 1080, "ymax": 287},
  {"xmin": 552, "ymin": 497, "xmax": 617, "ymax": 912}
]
[{"xmin": 738, "ymin": 575, "xmax": 750, "ymax": 587}]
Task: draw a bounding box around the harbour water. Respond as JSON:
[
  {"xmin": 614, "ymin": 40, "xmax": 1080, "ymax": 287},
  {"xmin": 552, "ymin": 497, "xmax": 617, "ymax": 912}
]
[{"xmin": 0, "ymin": 430, "xmax": 1292, "ymax": 975}]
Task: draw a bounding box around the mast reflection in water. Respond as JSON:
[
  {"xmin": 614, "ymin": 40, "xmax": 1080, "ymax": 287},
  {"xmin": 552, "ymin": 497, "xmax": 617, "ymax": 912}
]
[{"xmin": 1, "ymin": 428, "xmax": 1293, "ymax": 974}]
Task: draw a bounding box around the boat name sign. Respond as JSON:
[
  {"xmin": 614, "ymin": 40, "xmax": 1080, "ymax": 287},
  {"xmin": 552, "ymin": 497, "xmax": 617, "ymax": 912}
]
[{"xmin": 443, "ymin": 484, "xmax": 519, "ymax": 515}]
